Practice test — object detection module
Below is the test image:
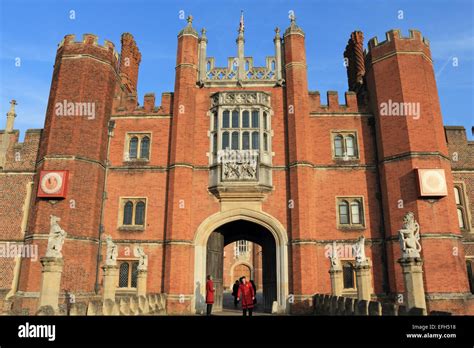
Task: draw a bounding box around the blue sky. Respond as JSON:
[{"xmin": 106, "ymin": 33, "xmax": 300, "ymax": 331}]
[{"xmin": 0, "ymin": 0, "xmax": 473, "ymax": 140}]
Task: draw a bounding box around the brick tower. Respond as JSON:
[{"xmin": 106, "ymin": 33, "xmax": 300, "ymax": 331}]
[
  {"xmin": 283, "ymin": 15, "xmax": 319, "ymax": 311},
  {"xmin": 162, "ymin": 16, "xmax": 200, "ymax": 313},
  {"xmin": 365, "ymin": 30, "xmax": 471, "ymax": 313},
  {"xmin": 15, "ymin": 34, "xmax": 123, "ymax": 312}
]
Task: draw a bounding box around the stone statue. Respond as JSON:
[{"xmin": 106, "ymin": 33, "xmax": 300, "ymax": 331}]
[
  {"xmin": 352, "ymin": 235, "xmax": 367, "ymax": 266},
  {"xmin": 46, "ymin": 215, "xmax": 67, "ymax": 258},
  {"xmin": 399, "ymin": 212, "xmax": 422, "ymax": 259},
  {"xmin": 134, "ymin": 246, "xmax": 148, "ymax": 271},
  {"xmin": 329, "ymin": 241, "xmax": 341, "ymax": 270},
  {"xmin": 104, "ymin": 235, "xmax": 118, "ymax": 266}
]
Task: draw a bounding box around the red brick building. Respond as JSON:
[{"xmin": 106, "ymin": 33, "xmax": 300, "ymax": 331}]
[{"xmin": 0, "ymin": 15, "xmax": 473, "ymax": 314}]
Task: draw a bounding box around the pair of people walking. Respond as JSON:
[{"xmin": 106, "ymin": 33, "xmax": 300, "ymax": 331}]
[{"xmin": 206, "ymin": 275, "xmax": 256, "ymax": 316}]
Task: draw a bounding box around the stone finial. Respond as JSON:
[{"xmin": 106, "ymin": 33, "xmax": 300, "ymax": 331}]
[
  {"xmin": 274, "ymin": 27, "xmax": 281, "ymax": 40},
  {"xmin": 329, "ymin": 241, "xmax": 342, "ymax": 271},
  {"xmin": 45, "ymin": 215, "xmax": 67, "ymax": 258},
  {"xmin": 200, "ymin": 28, "xmax": 207, "ymax": 42},
  {"xmin": 284, "ymin": 12, "xmax": 305, "ymax": 37},
  {"xmin": 398, "ymin": 212, "xmax": 422, "ymax": 259},
  {"xmin": 179, "ymin": 14, "xmax": 198, "ymax": 37},
  {"xmin": 134, "ymin": 246, "xmax": 148, "ymax": 271},
  {"xmin": 5, "ymin": 99, "xmax": 17, "ymax": 132},
  {"xmin": 105, "ymin": 235, "xmax": 118, "ymax": 266},
  {"xmin": 353, "ymin": 235, "xmax": 368, "ymax": 266}
]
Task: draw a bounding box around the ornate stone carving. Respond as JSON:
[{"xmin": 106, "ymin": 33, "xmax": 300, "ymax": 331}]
[
  {"xmin": 398, "ymin": 212, "xmax": 422, "ymax": 259},
  {"xmin": 329, "ymin": 241, "xmax": 342, "ymax": 271},
  {"xmin": 210, "ymin": 91, "xmax": 270, "ymax": 108},
  {"xmin": 104, "ymin": 235, "xmax": 118, "ymax": 266},
  {"xmin": 222, "ymin": 160, "xmax": 257, "ymax": 181},
  {"xmin": 134, "ymin": 246, "xmax": 148, "ymax": 271},
  {"xmin": 352, "ymin": 235, "xmax": 367, "ymax": 266},
  {"xmin": 45, "ymin": 215, "xmax": 67, "ymax": 258},
  {"xmin": 205, "ymin": 56, "xmax": 276, "ymax": 83}
]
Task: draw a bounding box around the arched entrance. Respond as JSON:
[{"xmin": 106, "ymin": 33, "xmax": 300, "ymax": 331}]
[
  {"xmin": 232, "ymin": 263, "xmax": 253, "ymax": 285},
  {"xmin": 193, "ymin": 209, "xmax": 288, "ymax": 314}
]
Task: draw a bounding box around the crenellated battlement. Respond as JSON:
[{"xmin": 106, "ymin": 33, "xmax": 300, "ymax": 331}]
[
  {"xmin": 113, "ymin": 92, "xmax": 174, "ymax": 116},
  {"xmin": 308, "ymin": 91, "xmax": 368, "ymax": 113},
  {"xmin": 57, "ymin": 33, "xmax": 120, "ymax": 67},
  {"xmin": 368, "ymin": 29, "xmax": 430, "ymax": 50},
  {"xmin": 366, "ymin": 29, "xmax": 432, "ymax": 63}
]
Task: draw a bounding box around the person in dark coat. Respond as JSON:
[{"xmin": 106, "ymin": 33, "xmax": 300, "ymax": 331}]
[
  {"xmin": 232, "ymin": 280, "xmax": 240, "ymax": 308},
  {"xmin": 249, "ymin": 280, "xmax": 257, "ymax": 306},
  {"xmin": 205, "ymin": 275, "xmax": 215, "ymax": 316},
  {"xmin": 237, "ymin": 276, "xmax": 255, "ymax": 316}
]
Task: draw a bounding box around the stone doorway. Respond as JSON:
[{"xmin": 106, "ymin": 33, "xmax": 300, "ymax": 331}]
[
  {"xmin": 193, "ymin": 209, "xmax": 289, "ymax": 315},
  {"xmin": 206, "ymin": 220, "xmax": 277, "ymax": 312}
]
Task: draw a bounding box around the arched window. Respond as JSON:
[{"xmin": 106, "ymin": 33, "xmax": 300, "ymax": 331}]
[
  {"xmin": 213, "ymin": 112, "xmax": 218, "ymax": 131},
  {"xmin": 242, "ymin": 111, "xmax": 250, "ymax": 128},
  {"xmin": 334, "ymin": 135, "xmax": 343, "ymax": 157},
  {"xmin": 119, "ymin": 262, "xmax": 129, "ymax": 288},
  {"xmin": 135, "ymin": 201, "xmax": 145, "ymax": 225},
  {"xmin": 264, "ymin": 133, "xmax": 268, "ymax": 151},
  {"xmin": 454, "ymin": 187, "xmax": 461, "ymax": 205},
  {"xmin": 123, "ymin": 201, "xmax": 133, "ymax": 225},
  {"xmin": 345, "ymin": 135, "xmax": 355, "ymax": 157},
  {"xmin": 213, "ymin": 133, "xmax": 218, "ymax": 153},
  {"xmin": 263, "ymin": 112, "xmax": 268, "ymax": 130},
  {"xmin": 232, "ymin": 110, "xmax": 239, "ymax": 128},
  {"xmin": 131, "ymin": 261, "xmax": 139, "ymax": 288},
  {"xmin": 343, "ymin": 262, "xmax": 354, "ymax": 289},
  {"xmin": 129, "ymin": 137, "xmax": 138, "ymax": 159},
  {"xmin": 251, "ymin": 111, "xmax": 259, "ymax": 128},
  {"xmin": 140, "ymin": 136, "xmax": 150, "ymax": 159},
  {"xmin": 222, "ymin": 132, "xmax": 229, "ymax": 149},
  {"xmin": 251, "ymin": 132, "xmax": 259, "ymax": 150},
  {"xmin": 338, "ymin": 201, "xmax": 349, "ymax": 224},
  {"xmin": 231, "ymin": 132, "xmax": 239, "ymax": 150},
  {"xmin": 242, "ymin": 132, "xmax": 250, "ymax": 150},
  {"xmin": 457, "ymin": 208, "xmax": 465, "ymax": 229},
  {"xmin": 222, "ymin": 111, "xmax": 230, "ymax": 128},
  {"xmin": 351, "ymin": 201, "xmax": 361, "ymax": 224}
]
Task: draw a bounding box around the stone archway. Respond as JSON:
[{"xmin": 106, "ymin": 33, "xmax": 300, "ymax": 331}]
[
  {"xmin": 230, "ymin": 261, "xmax": 254, "ymax": 287},
  {"xmin": 193, "ymin": 208, "xmax": 289, "ymax": 314}
]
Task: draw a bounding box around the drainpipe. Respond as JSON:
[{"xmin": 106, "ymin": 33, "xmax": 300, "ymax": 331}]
[{"xmin": 94, "ymin": 120, "xmax": 115, "ymax": 294}]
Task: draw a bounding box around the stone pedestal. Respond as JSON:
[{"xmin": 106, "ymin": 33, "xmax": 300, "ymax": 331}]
[
  {"xmin": 136, "ymin": 269, "xmax": 147, "ymax": 297},
  {"xmin": 102, "ymin": 265, "xmax": 119, "ymax": 301},
  {"xmin": 329, "ymin": 268, "xmax": 343, "ymax": 296},
  {"xmin": 38, "ymin": 257, "xmax": 64, "ymax": 311},
  {"xmin": 355, "ymin": 262, "xmax": 372, "ymax": 301},
  {"xmin": 398, "ymin": 257, "xmax": 426, "ymax": 310}
]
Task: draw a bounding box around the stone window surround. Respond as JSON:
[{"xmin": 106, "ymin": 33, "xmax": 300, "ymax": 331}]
[
  {"xmin": 339, "ymin": 258, "xmax": 373, "ymax": 295},
  {"xmin": 336, "ymin": 196, "xmax": 366, "ymax": 230},
  {"xmin": 117, "ymin": 259, "xmax": 139, "ymax": 292},
  {"xmin": 118, "ymin": 197, "xmax": 148, "ymax": 231},
  {"xmin": 454, "ymin": 181, "xmax": 471, "ymax": 232},
  {"xmin": 341, "ymin": 259, "xmax": 357, "ymax": 292},
  {"xmin": 331, "ymin": 130, "xmax": 359, "ymax": 160},
  {"xmin": 123, "ymin": 132, "xmax": 152, "ymax": 162},
  {"xmin": 210, "ymin": 106, "xmax": 272, "ymax": 161}
]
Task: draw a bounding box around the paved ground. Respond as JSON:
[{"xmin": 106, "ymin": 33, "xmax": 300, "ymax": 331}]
[{"xmin": 212, "ymin": 291, "xmax": 271, "ymax": 316}]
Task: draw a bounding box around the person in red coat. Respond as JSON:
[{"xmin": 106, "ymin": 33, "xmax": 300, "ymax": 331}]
[
  {"xmin": 205, "ymin": 275, "xmax": 215, "ymax": 316},
  {"xmin": 237, "ymin": 276, "xmax": 255, "ymax": 316}
]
